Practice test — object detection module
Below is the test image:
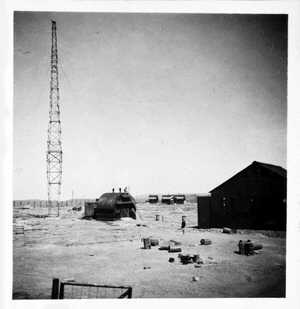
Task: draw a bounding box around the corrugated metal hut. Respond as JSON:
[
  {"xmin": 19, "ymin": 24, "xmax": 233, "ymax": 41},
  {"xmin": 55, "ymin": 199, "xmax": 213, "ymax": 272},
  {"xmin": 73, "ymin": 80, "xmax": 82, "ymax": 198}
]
[
  {"xmin": 94, "ymin": 192, "xmax": 136, "ymax": 220},
  {"xmin": 174, "ymin": 194, "xmax": 186, "ymax": 204},
  {"xmin": 148, "ymin": 195, "xmax": 159, "ymax": 204},
  {"xmin": 197, "ymin": 161, "xmax": 287, "ymax": 230},
  {"xmin": 161, "ymin": 195, "xmax": 174, "ymax": 205}
]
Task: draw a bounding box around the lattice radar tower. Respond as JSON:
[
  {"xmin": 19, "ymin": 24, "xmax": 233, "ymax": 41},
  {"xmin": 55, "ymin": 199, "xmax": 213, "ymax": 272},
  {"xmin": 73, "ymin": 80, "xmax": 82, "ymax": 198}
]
[{"xmin": 46, "ymin": 20, "xmax": 62, "ymax": 216}]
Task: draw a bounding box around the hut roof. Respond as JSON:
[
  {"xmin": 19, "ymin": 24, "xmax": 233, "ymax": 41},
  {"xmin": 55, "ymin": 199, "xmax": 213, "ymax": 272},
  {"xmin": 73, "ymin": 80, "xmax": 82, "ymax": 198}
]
[
  {"xmin": 255, "ymin": 161, "xmax": 286, "ymax": 178},
  {"xmin": 210, "ymin": 161, "xmax": 287, "ymax": 193},
  {"xmin": 161, "ymin": 195, "xmax": 174, "ymax": 199},
  {"xmin": 96, "ymin": 192, "xmax": 136, "ymax": 210}
]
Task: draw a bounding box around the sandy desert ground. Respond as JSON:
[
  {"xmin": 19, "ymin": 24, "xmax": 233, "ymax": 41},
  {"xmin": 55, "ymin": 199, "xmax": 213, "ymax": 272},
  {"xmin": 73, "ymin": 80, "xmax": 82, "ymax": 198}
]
[{"xmin": 13, "ymin": 202, "xmax": 286, "ymax": 299}]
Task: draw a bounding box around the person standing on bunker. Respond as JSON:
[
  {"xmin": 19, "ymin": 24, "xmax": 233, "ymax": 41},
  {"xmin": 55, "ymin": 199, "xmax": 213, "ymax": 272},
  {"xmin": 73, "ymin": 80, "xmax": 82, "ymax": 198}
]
[{"xmin": 181, "ymin": 216, "xmax": 186, "ymax": 234}]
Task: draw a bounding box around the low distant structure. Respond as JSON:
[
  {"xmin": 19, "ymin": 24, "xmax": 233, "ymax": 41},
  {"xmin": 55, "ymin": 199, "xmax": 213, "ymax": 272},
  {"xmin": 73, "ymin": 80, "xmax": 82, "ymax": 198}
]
[
  {"xmin": 84, "ymin": 192, "xmax": 136, "ymax": 220},
  {"xmin": 197, "ymin": 161, "xmax": 287, "ymax": 230},
  {"xmin": 148, "ymin": 195, "xmax": 159, "ymax": 204},
  {"xmin": 161, "ymin": 195, "xmax": 174, "ymax": 205},
  {"xmin": 72, "ymin": 206, "xmax": 82, "ymax": 211},
  {"xmin": 174, "ymin": 195, "xmax": 186, "ymax": 204}
]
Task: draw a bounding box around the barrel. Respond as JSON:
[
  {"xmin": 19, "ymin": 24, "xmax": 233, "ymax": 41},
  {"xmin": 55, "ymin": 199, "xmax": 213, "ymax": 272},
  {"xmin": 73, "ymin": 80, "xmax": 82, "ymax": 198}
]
[
  {"xmin": 143, "ymin": 238, "xmax": 151, "ymax": 249},
  {"xmin": 253, "ymin": 244, "xmax": 263, "ymax": 251},
  {"xmin": 192, "ymin": 254, "xmax": 200, "ymax": 263},
  {"xmin": 223, "ymin": 227, "xmax": 232, "ymax": 234},
  {"xmin": 244, "ymin": 240, "xmax": 254, "ymax": 255},
  {"xmin": 200, "ymin": 239, "xmax": 212, "ymax": 245},
  {"xmin": 179, "ymin": 254, "xmax": 194, "ymax": 264},
  {"xmin": 168, "ymin": 247, "xmax": 182, "ymax": 253},
  {"xmin": 155, "ymin": 214, "xmax": 160, "ymax": 221},
  {"xmin": 150, "ymin": 239, "xmax": 159, "ymax": 246},
  {"xmin": 159, "ymin": 246, "xmax": 170, "ymax": 251}
]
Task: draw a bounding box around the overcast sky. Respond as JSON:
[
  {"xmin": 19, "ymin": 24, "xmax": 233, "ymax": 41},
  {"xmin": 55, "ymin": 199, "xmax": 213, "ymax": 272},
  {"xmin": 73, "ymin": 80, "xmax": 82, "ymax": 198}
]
[{"xmin": 14, "ymin": 12, "xmax": 287, "ymax": 200}]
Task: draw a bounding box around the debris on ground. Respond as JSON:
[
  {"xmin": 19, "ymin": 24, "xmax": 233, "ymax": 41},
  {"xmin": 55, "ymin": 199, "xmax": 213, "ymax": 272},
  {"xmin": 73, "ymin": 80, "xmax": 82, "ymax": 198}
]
[
  {"xmin": 142, "ymin": 238, "xmax": 159, "ymax": 248},
  {"xmin": 178, "ymin": 254, "xmax": 204, "ymax": 265},
  {"xmin": 253, "ymin": 244, "xmax": 263, "ymax": 251},
  {"xmin": 192, "ymin": 254, "xmax": 200, "ymax": 263},
  {"xmin": 159, "ymin": 245, "xmax": 169, "ymax": 251},
  {"xmin": 192, "ymin": 276, "xmax": 199, "ymax": 282},
  {"xmin": 223, "ymin": 227, "xmax": 237, "ymax": 234},
  {"xmin": 158, "ymin": 239, "xmax": 181, "ymax": 251},
  {"xmin": 13, "ymin": 202, "xmax": 285, "ymax": 298},
  {"xmin": 168, "ymin": 247, "xmax": 182, "ymax": 253},
  {"xmin": 142, "ymin": 238, "xmax": 151, "ymax": 249},
  {"xmin": 200, "ymin": 239, "xmax": 212, "ymax": 245},
  {"xmin": 159, "ymin": 245, "xmax": 182, "ymax": 253},
  {"xmin": 238, "ymin": 240, "xmax": 263, "ymax": 256},
  {"xmin": 198, "ymin": 258, "xmax": 204, "ymax": 264},
  {"xmin": 179, "ymin": 254, "xmax": 194, "ymax": 264},
  {"xmin": 169, "ymin": 257, "xmax": 175, "ymax": 263},
  {"xmin": 150, "ymin": 239, "xmax": 159, "ymax": 246},
  {"xmin": 72, "ymin": 206, "xmax": 82, "ymax": 211}
]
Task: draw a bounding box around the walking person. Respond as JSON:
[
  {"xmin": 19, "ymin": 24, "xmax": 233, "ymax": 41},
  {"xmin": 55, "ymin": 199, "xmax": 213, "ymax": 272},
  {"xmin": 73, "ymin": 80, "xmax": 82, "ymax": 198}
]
[{"xmin": 181, "ymin": 216, "xmax": 186, "ymax": 234}]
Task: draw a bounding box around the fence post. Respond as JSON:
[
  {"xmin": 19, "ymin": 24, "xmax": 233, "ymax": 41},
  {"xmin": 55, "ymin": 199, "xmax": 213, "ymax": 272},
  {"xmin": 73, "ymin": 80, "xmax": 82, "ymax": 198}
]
[
  {"xmin": 51, "ymin": 278, "xmax": 60, "ymax": 299},
  {"xmin": 59, "ymin": 282, "xmax": 65, "ymax": 299},
  {"xmin": 128, "ymin": 287, "xmax": 132, "ymax": 298}
]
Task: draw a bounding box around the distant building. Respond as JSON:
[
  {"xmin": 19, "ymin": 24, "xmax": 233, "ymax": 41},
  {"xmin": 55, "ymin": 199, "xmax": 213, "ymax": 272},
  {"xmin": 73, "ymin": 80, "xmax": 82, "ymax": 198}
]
[
  {"xmin": 148, "ymin": 195, "xmax": 159, "ymax": 204},
  {"xmin": 161, "ymin": 195, "xmax": 175, "ymax": 205},
  {"xmin": 197, "ymin": 161, "xmax": 287, "ymax": 230},
  {"xmin": 174, "ymin": 194, "xmax": 186, "ymax": 204}
]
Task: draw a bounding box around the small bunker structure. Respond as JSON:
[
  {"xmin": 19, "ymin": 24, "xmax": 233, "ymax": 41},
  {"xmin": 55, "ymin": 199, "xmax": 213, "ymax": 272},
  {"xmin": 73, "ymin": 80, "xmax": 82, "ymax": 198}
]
[
  {"xmin": 161, "ymin": 195, "xmax": 174, "ymax": 205},
  {"xmin": 84, "ymin": 192, "xmax": 136, "ymax": 220},
  {"xmin": 148, "ymin": 195, "xmax": 159, "ymax": 204},
  {"xmin": 174, "ymin": 195, "xmax": 186, "ymax": 204}
]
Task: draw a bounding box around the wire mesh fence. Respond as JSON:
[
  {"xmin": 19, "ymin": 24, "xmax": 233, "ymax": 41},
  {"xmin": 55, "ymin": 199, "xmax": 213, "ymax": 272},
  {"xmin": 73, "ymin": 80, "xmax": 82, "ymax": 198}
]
[{"xmin": 52, "ymin": 278, "xmax": 132, "ymax": 299}]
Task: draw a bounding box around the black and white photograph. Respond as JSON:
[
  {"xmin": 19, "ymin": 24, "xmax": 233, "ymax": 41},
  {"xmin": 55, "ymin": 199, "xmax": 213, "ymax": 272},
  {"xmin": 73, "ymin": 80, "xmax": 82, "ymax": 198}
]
[
  {"xmin": 2, "ymin": 1, "xmax": 300, "ymax": 307},
  {"xmin": 12, "ymin": 10, "xmax": 288, "ymax": 299}
]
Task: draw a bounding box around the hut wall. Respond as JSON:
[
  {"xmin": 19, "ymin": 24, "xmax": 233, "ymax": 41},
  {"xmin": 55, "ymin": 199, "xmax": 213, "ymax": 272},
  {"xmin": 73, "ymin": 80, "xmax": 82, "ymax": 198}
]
[
  {"xmin": 210, "ymin": 165, "xmax": 286, "ymax": 230},
  {"xmin": 197, "ymin": 196, "xmax": 211, "ymax": 228}
]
